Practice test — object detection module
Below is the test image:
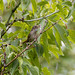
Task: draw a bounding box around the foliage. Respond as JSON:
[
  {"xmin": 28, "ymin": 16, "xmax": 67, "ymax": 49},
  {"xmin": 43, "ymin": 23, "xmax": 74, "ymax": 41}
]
[{"xmin": 0, "ymin": 0, "xmax": 75, "ymax": 75}]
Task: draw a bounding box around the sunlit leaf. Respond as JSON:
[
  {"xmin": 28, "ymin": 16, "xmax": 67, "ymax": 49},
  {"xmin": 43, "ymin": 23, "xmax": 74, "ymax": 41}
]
[
  {"xmin": 62, "ymin": 1, "xmax": 72, "ymax": 7},
  {"xmin": 53, "ymin": 27, "xmax": 61, "ymax": 47},
  {"xmin": 49, "ymin": 45, "xmax": 64, "ymax": 58},
  {"xmin": 72, "ymin": 10, "xmax": 75, "ymax": 21},
  {"xmin": 0, "ymin": 0, "xmax": 4, "ymax": 12},
  {"xmin": 38, "ymin": 1, "xmax": 48, "ymax": 6},
  {"xmin": 42, "ymin": 67, "xmax": 51, "ymax": 75},
  {"xmin": 68, "ymin": 29, "xmax": 75, "ymax": 43},
  {"xmin": 49, "ymin": 45, "xmax": 59, "ymax": 58},
  {"xmin": 7, "ymin": 0, "xmax": 10, "ymax": 4},
  {"xmin": 13, "ymin": 22, "xmax": 28, "ymax": 29},
  {"xmin": 0, "ymin": 23, "xmax": 6, "ymax": 30},
  {"xmin": 65, "ymin": 9, "xmax": 73, "ymax": 19},
  {"xmin": 31, "ymin": 0, "xmax": 37, "ymax": 12}
]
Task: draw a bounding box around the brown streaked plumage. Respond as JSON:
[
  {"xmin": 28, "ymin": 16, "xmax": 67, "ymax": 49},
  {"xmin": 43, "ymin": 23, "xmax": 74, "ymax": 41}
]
[{"xmin": 23, "ymin": 25, "xmax": 40, "ymax": 44}]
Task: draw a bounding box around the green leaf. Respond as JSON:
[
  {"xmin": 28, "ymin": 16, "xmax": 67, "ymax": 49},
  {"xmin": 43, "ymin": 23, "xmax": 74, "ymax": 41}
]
[
  {"xmin": 48, "ymin": 14, "xmax": 58, "ymax": 22},
  {"xmin": 23, "ymin": 58, "xmax": 39, "ymax": 75},
  {"xmin": 57, "ymin": 4, "xmax": 63, "ymax": 12},
  {"xmin": 35, "ymin": 43, "xmax": 44, "ymax": 56},
  {"xmin": 11, "ymin": 39, "xmax": 20, "ymax": 46},
  {"xmin": 56, "ymin": 4, "xmax": 65, "ymax": 17},
  {"xmin": 74, "ymin": 3, "xmax": 75, "ymax": 8},
  {"xmin": 28, "ymin": 48, "xmax": 40, "ymax": 69},
  {"xmin": 40, "ymin": 32, "xmax": 50, "ymax": 62},
  {"xmin": 0, "ymin": 0, "xmax": 4, "ymax": 12},
  {"xmin": 27, "ymin": 66, "xmax": 39, "ymax": 75},
  {"xmin": 68, "ymin": 29, "xmax": 75, "ymax": 43},
  {"xmin": 0, "ymin": 42, "xmax": 7, "ymax": 46},
  {"xmin": 49, "ymin": 45, "xmax": 59, "ymax": 58},
  {"xmin": 8, "ymin": 32, "xmax": 14, "ymax": 38},
  {"xmin": 72, "ymin": 10, "xmax": 75, "ymax": 21},
  {"xmin": 47, "ymin": 29, "xmax": 55, "ymax": 41},
  {"xmin": 11, "ymin": 60, "xmax": 19, "ymax": 75},
  {"xmin": 62, "ymin": 1, "xmax": 72, "ymax": 7},
  {"xmin": 21, "ymin": 0, "xmax": 30, "ymax": 10},
  {"xmin": 53, "ymin": 27, "xmax": 61, "ymax": 47},
  {"xmin": 49, "ymin": 45, "xmax": 64, "ymax": 58},
  {"xmin": 0, "ymin": 23, "xmax": 6, "ymax": 30},
  {"xmin": 18, "ymin": 57, "xmax": 24, "ymax": 75},
  {"xmin": 55, "ymin": 24, "xmax": 71, "ymax": 49},
  {"xmin": 38, "ymin": 1, "xmax": 48, "ymax": 6},
  {"xmin": 52, "ymin": 0, "xmax": 56, "ymax": 3},
  {"xmin": 6, "ymin": 45, "xmax": 11, "ymax": 56},
  {"xmin": 51, "ymin": 2, "xmax": 57, "ymax": 12},
  {"xmin": 22, "ymin": 65, "xmax": 27, "ymax": 75},
  {"xmin": 31, "ymin": 0, "xmax": 37, "ymax": 12},
  {"xmin": 42, "ymin": 67, "xmax": 51, "ymax": 75},
  {"xmin": 47, "ymin": 29, "xmax": 56, "ymax": 45},
  {"xmin": 65, "ymin": 8, "xmax": 73, "ymax": 19},
  {"xmin": 7, "ymin": 0, "xmax": 10, "ymax": 4},
  {"xmin": 13, "ymin": 22, "xmax": 28, "ymax": 29},
  {"xmin": 9, "ymin": 45, "xmax": 20, "ymax": 52}
]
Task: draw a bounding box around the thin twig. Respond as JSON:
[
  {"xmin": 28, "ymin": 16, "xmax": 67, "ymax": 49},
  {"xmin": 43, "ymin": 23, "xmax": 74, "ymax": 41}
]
[
  {"xmin": 5, "ymin": 39, "xmax": 36, "ymax": 67},
  {"xmin": 5, "ymin": 20, "xmax": 48, "ymax": 67},
  {"xmin": 5, "ymin": 18, "xmax": 60, "ymax": 67},
  {"xmin": 19, "ymin": 10, "xmax": 59, "ymax": 22},
  {"xmin": 1, "ymin": 10, "xmax": 59, "ymax": 38},
  {"xmin": 1, "ymin": 1, "xmax": 21, "ymax": 38},
  {"xmin": 6, "ymin": 2, "xmax": 21, "ymax": 27},
  {"xmin": 42, "ymin": 18, "xmax": 61, "ymax": 33}
]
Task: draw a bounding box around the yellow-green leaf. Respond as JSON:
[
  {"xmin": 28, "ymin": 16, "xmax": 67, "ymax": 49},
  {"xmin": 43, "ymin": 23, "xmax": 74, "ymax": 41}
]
[
  {"xmin": 0, "ymin": 23, "xmax": 6, "ymax": 30},
  {"xmin": 42, "ymin": 67, "xmax": 51, "ymax": 75},
  {"xmin": 31, "ymin": 0, "xmax": 37, "ymax": 12},
  {"xmin": 0, "ymin": 0, "xmax": 4, "ymax": 12},
  {"xmin": 68, "ymin": 29, "xmax": 75, "ymax": 43},
  {"xmin": 55, "ymin": 24, "xmax": 71, "ymax": 49}
]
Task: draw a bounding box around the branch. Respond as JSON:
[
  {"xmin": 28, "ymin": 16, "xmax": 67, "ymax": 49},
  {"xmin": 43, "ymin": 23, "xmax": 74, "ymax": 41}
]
[
  {"xmin": 5, "ymin": 19, "xmax": 60, "ymax": 67},
  {"xmin": 1, "ymin": 10, "xmax": 59, "ymax": 38},
  {"xmin": 1, "ymin": 1, "xmax": 21, "ymax": 38},
  {"xmin": 20, "ymin": 10, "xmax": 59, "ymax": 22},
  {"xmin": 6, "ymin": 1, "xmax": 21, "ymax": 27},
  {"xmin": 5, "ymin": 39, "xmax": 36, "ymax": 67},
  {"xmin": 42, "ymin": 18, "xmax": 61, "ymax": 33},
  {"xmin": 8, "ymin": 10, "xmax": 60, "ymax": 22}
]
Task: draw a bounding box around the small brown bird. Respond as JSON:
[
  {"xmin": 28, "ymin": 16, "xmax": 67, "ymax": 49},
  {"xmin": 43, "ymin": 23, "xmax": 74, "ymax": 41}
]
[{"xmin": 23, "ymin": 25, "xmax": 40, "ymax": 44}]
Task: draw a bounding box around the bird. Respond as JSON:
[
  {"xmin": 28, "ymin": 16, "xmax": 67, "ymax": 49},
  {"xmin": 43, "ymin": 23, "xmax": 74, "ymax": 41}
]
[{"xmin": 22, "ymin": 25, "xmax": 40, "ymax": 44}]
